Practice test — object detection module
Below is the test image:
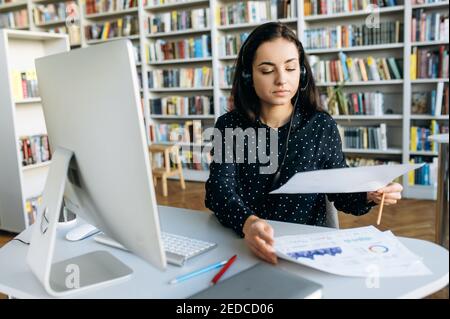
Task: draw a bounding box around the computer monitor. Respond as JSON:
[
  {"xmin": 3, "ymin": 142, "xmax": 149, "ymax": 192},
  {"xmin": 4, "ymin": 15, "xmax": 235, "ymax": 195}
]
[{"xmin": 26, "ymin": 40, "xmax": 166, "ymax": 297}]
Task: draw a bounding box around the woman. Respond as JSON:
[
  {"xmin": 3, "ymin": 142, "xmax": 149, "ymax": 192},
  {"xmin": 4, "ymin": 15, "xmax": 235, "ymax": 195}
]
[{"xmin": 205, "ymin": 22, "xmax": 402, "ymax": 264}]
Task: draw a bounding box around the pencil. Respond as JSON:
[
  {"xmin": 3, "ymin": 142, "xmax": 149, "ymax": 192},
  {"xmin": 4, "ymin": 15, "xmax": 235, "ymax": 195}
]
[
  {"xmin": 376, "ymin": 193, "xmax": 386, "ymax": 225},
  {"xmin": 211, "ymin": 255, "xmax": 237, "ymax": 285}
]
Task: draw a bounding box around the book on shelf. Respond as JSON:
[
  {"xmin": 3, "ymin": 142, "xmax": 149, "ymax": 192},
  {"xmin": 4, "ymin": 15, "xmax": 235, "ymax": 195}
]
[
  {"xmin": 148, "ymin": 67, "xmax": 212, "ymax": 88},
  {"xmin": 0, "ymin": 7, "xmax": 28, "ymax": 29},
  {"xmin": 410, "ymin": 45, "xmax": 449, "ymax": 79},
  {"xmin": 33, "ymin": 2, "xmax": 68, "ymax": 25},
  {"xmin": 337, "ymin": 123, "xmax": 388, "ymax": 150},
  {"xmin": 219, "ymin": 95, "xmax": 234, "ymax": 115},
  {"xmin": 219, "ymin": 32, "xmax": 249, "ymax": 57},
  {"xmin": 347, "ymin": 156, "xmax": 402, "ymax": 182},
  {"xmin": 310, "ymin": 53, "xmax": 403, "ymax": 83},
  {"xmin": 85, "ymin": 0, "xmax": 139, "ymax": 15},
  {"xmin": 303, "ymin": 0, "xmax": 400, "ymax": 16},
  {"xmin": 148, "ymin": 7, "xmax": 210, "ymax": 33},
  {"xmin": 147, "ymin": 35, "xmax": 211, "ymax": 61},
  {"xmin": 11, "ymin": 69, "xmax": 39, "ymax": 101},
  {"xmin": 48, "ymin": 25, "xmax": 82, "ymax": 46},
  {"xmin": 84, "ymin": 15, "xmax": 139, "ymax": 40},
  {"xmin": 220, "ymin": 65, "xmax": 236, "ymax": 87},
  {"xmin": 346, "ymin": 156, "xmax": 400, "ymax": 167},
  {"xmin": 321, "ymin": 90, "xmax": 400, "ymax": 116},
  {"xmin": 25, "ymin": 195, "xmax": 43, "ymax": 226},
  {"xmin": 411, "ymin": 8, "xmax": 449, "ymax": 42},
  {"xmin": 151, "ymin": 148, "xmax": 211, "ymax": 171},
  {"xmin": 408, "ymin": 157, "xmax": 438, "ymax": 187},
  {"xmin": 19, "ymin": 135, "xmax": 51, "ymax": 167},
  {"xmin": 132, "ymin": 43, "xmax": 141, "ymax": 63},
  {"xmin": 216, "ymin": 0, "xmax": 297, "ymax": 26},
  {"xmin": 304, "ymin": 21, "xmax": 403, "ymax": 50},
  {"xmin": 412, "ymin": 85, "xmax": 449, "ymax": 115},
  {"xmin": 412, "ymin": 0, "xmax": 449, "ymax": 4},
  {"xmin": 150, "ymin": 95, "xmax": 213, "ymax": 116},
  {"xmin": 0, "ymin": 0, "xmax": 24, "ymax": 5},
  {"xmin": 410, "ymin": 120, "xmax": 448, "ymax": 152},
  {"xmin": 149, "ymin": 120, "xmax": 206, "ymax": 145}
]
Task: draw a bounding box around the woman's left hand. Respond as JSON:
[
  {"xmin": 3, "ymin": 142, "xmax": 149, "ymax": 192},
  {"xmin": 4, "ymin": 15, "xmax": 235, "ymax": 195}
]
[{"xmin": 367, "ymin": 182, "xmax": 403, "ymax": 205}]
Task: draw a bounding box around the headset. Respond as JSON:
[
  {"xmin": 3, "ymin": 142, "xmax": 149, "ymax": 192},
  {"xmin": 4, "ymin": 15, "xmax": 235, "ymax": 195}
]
[{"xmin": 239, "ymin": 39, "xmax": 309, "ymax": 190}]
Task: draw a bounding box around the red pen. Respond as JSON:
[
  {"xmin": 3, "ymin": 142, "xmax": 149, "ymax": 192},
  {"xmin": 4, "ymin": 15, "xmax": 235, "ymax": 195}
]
[{"xmin": 211, "ymin": 254, "xmax": 237, "ymax": 285}]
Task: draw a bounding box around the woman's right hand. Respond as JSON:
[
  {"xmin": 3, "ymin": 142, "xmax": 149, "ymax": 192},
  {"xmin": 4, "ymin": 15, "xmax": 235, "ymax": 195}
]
[{"xmin": 243, "ymin": 215, "xmax": 278, "ymax": 264}]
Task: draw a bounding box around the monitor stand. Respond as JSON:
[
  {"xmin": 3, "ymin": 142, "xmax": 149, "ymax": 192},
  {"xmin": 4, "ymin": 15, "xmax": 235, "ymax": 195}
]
[{"xmin": 26, "ymin": 147, "xmax": 133, "ymax": 297}]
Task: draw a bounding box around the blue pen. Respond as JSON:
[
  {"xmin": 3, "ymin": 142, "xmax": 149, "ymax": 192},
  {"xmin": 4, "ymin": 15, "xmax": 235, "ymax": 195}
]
[{"xmin": 169, "ymin": 260, "xmax": 228, "ymax": 284}]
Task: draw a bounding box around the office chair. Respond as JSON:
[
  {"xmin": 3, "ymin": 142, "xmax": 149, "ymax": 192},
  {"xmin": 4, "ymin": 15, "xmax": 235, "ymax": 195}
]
[{"xmin": 325, "ymin": 196, "xmax": 340, "ymax": 229}]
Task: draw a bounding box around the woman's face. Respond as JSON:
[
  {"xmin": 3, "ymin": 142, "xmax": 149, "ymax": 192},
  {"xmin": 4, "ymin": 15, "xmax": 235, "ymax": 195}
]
[{"xmin": 251, "ymin": 38, "xmax": 301, "ymax": 109}]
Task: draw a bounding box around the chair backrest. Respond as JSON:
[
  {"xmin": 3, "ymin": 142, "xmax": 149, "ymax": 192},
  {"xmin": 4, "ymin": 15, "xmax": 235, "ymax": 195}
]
[{"xmin": 325, "ymin": 196, "xmax": 340, "ymax": 229}]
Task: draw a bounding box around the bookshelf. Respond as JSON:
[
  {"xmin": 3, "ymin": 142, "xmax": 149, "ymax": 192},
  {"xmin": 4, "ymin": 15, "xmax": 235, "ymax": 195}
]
[
  {"xmin": 0, "ymin": 29, "xmax": 69, "ymax": 232},
  {"xmin": 1, "ymin": 0, "xmax": 448, "ymax": 195},
  {"xmin": 407, "ymin": 0, "xmax": 449, "ymax": 199},
  {"xmin": 0, "ymin": 0, "xmax": 82, "ymax": 47},
  {"xmin": 300, "ymin": 0, "xmax": 449, "ymax": 200}
]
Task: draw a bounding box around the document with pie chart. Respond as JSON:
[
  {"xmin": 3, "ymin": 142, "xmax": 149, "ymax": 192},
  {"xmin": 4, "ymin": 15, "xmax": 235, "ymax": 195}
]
[{"xmin": 274, "ymin": 226, "xmax": 431, "ymax": 277}]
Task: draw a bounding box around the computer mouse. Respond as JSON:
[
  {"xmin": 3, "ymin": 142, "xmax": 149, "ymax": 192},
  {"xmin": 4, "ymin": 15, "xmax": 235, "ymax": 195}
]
[{"xmin": 65, "ymin": 224, "xmax": 100, "ymax": 241}]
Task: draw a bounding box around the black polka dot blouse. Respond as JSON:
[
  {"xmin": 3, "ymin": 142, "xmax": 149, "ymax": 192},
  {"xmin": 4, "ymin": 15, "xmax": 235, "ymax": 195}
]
[{"xmin": 205, "ymin": 107, "xmax": 376, "ymax": 237}]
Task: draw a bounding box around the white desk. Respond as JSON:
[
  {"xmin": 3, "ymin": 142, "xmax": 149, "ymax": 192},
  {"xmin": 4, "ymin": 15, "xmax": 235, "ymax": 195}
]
[{"xmin": 0, "ymin": 206, "xmax": 448, "ymax": 299}]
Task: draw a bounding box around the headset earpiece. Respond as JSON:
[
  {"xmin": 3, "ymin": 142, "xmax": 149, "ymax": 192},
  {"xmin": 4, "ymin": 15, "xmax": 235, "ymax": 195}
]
[
  {"xmin": 242, "ymin": 70, "xmax": 252, "ymax": 86},
  {"xmin": 299, "ymin": 64, "xmax": 308, "ymax": 91}
]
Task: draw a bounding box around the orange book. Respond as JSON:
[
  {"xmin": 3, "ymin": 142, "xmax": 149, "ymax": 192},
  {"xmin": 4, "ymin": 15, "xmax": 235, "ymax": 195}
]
[{"xmin": 358, "ymin": 59, "xmax": 368, "ymax": 81}]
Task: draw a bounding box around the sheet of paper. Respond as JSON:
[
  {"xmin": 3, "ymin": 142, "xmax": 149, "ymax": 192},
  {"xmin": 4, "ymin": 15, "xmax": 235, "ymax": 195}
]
[
  {"xmin": 270, "ymin": 164, "xmax": 424, "ymax": 194},
  {"xmin": 274, "ymin": 226, "xmax": 431, "ymax": 277}
]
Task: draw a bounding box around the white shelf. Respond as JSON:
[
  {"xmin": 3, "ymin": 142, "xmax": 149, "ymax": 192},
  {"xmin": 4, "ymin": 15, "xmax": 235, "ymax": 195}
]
[
  {"xmin": 342, "ymin": 148, "xmax": 403, "ymax": 155},
  {"xmin": 34, "ymin": 19, "xmax": 66, "ymax": 28},
  {"xmin": 316, "ymin": 80, "xmax": 403, "ymax": 86},
  {"xmin": 151, "ymin": 115, "xmax": 215, "ymax": 119},
  {"xmin": 147, "ymin": 28, "xmax": 211, "ymax": 38},
  {"xmin": 12, "ymin": 25, "xmax": 29, "ymax": 30},
  {"xmin": 145, "ymin": 0, "xmax": 209, "ymax": 11},
  {"xmin": 217, "ymin": 18, "xmax": 297, "ymax": 31},
  {"xmin": 411, "ymin": 78, "xmax": 449, "ymax": 84},
  {"xmin": 219, "ymin": 55, "xmax": 237, "ymax": 61},
  {"xmin": 0, "ymin": 29, "xmax": 69, "ymax": 232},
  {"xmin": 86, "ymin": 34, "xmax": 140, "ymax": 44},
  {"xmin": 410, "ymin": 151, "xmax": 439, "ymax": 156},
  {"xmin": 306, "ymin": 43, "xmax": 404, "ymax": 54},
  {"xmin": 148, "ymin": 57, "xmax": 212, "ymax": 65},
  {"xmin": 0, "ymin": 1, "xmax": 27, "ymax": 12},
  {"xmin": 405, "ymin": 184, "xmax": 437, "ymax": 200},
  {"xmin": 411, "ymin": 115, "xmax": 449, "ymax": 120},
  {"xmin": 153, "ymin": 141, "xmax": 210, "ymax": 147},
  {"xmin": 149, "ymin": 87, "xmax": 214, "ymax": 92},
  {"xmin": 333, "ymin": 115, "xmax": 403, "ymax": 120},
  {"xmin": 411, "ymin": 1, "xmax": 449, "ymax": 9},
  {"xmin": 412, "ymin": 40, "xmax": 449, "ymax": 47},
  {"xmin": 22, "ymin": 161, "xmax": 51, "ymax": 171},
  {"xmin": 303, "ymin": 5, "xmax": 404, "ymax": 21},
  {"xmin": 84, "ymin": 7, "xmax": 139, "ymax": 20},
  {"xmin": 220, "ymin": 86, "xmax": 232, "ymax": 90},
  {"xmin": 170, "ymin": 169, "xmax": 209, "ymax": 182},
  {"xmin": 15, "ymin": 97, "xmax": 41, "ymax": 104}
]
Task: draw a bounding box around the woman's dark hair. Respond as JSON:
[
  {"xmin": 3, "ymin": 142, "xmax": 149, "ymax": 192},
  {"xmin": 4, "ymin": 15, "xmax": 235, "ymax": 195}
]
[{"xmin": 231, "ymin": 22, "xmax": 323, "ymax": 122}]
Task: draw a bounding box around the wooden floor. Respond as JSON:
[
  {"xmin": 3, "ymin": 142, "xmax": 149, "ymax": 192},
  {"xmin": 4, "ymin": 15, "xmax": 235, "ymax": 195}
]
[{"xmin": 1, "ymin": 180, "xmax": 448, "ymax": 299}]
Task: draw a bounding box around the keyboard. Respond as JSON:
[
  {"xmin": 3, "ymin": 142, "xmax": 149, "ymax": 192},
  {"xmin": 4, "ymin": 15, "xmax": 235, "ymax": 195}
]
[{"xmin": 94, "ymin": 232, "xmax": 217, "ymax": 267}]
